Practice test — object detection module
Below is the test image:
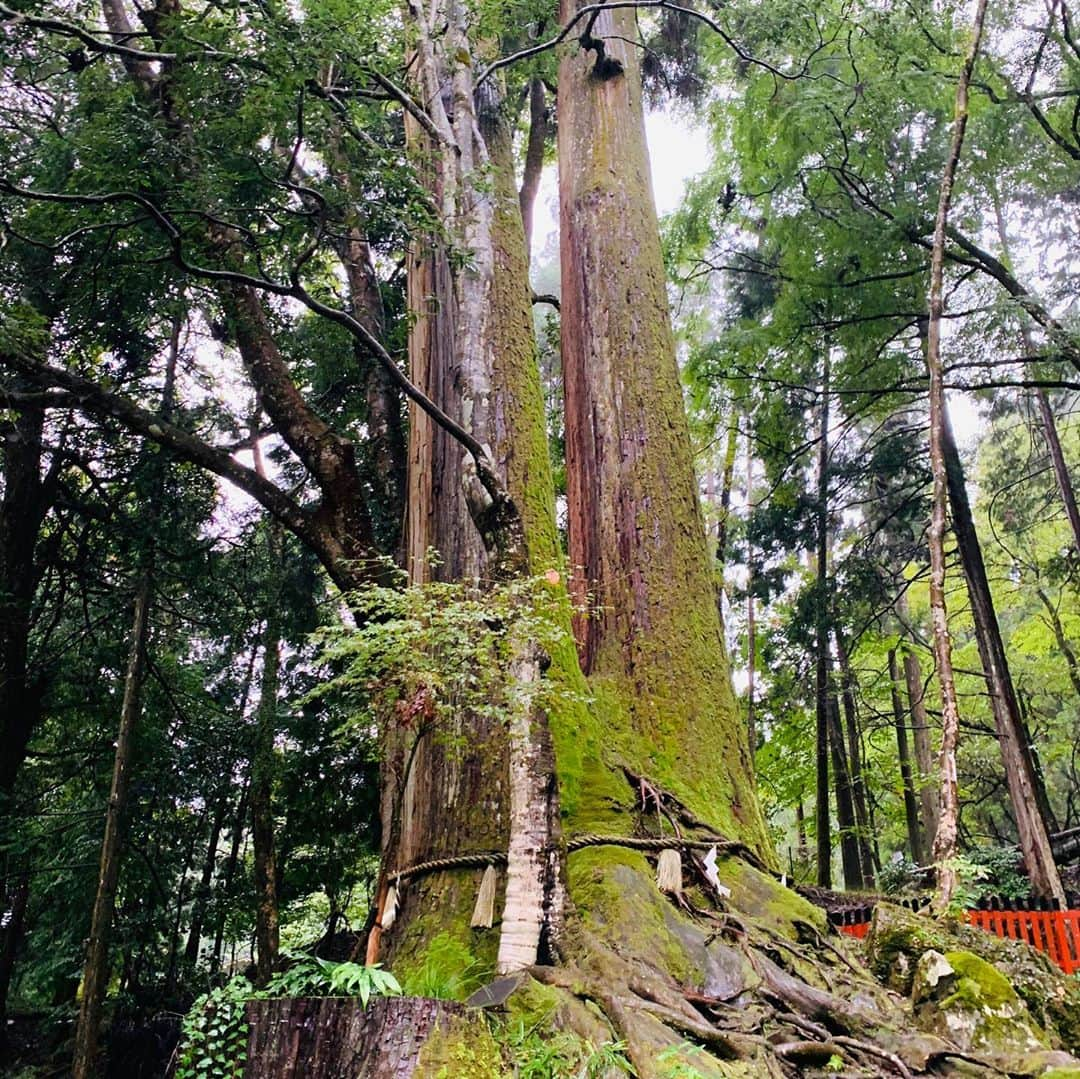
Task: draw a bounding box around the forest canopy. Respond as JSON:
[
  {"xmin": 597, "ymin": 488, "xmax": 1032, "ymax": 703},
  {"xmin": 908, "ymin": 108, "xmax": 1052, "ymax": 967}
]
[{"xmin": 2, "ymin": 0, "xmax": 1080, "ymax": 1073}]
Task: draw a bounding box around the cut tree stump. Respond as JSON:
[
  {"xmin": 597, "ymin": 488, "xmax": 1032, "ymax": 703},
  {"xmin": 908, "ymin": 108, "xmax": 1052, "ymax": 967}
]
[{"xmin": 244, "ymin": 996, "xmax": 498, "ymax": 1077}]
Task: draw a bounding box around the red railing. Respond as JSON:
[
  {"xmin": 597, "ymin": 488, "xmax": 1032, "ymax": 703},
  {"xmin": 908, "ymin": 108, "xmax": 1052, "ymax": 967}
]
[{"xmin": 831, "ymin": 897, "xmax": 1080, "ymax": 975}]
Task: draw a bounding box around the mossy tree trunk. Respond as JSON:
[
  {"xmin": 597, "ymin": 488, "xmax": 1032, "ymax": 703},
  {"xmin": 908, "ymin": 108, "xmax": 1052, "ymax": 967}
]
[
  {"xmin": 557, "ymin": 1, "xmax": 768, "ymax": 851},
  {"xmin": 375, "ymin": 0, "xmax": 568, "ymax": 980}
]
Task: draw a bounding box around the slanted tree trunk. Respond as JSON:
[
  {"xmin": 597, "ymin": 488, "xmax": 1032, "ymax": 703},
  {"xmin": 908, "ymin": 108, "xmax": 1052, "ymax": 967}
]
[
  {"xmin": 1034, "ymin": 388, "xmax": 1080, "ymax": 556},
  {"xmin": 1035, "ymin": 586, "xmax": 1080, "ymax": 699},
  {"xmin": 890, "ymin": 648, "xmax": 926, "ymax": 865},
  {"xmin": 519, "ymin": 77, "xmax": 548, "ymax": 261},
  {"xmin": 183, "ymin": 790, "xmax": 228, "ymax": 969},
  {"xmin": 940, "ymin": 407, "xmax": 1064, "ymax": 898}
]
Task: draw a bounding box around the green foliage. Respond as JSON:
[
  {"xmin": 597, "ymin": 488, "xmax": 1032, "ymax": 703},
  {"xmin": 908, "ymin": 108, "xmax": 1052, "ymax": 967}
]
[
  {"xmin": 401, "ymin": 932, "xmax": 489, "ymax": 1000},
  {"xmin": 175, "ymin": 977, "xmax": 251, "ymax": 1079},
  {"xmin": 500, "ymin": 1017, "xmax": 633, "ymax": 1078},
  {"xmin": 309, "ymin": 567, "xmax": 585, "ymax": 739}
]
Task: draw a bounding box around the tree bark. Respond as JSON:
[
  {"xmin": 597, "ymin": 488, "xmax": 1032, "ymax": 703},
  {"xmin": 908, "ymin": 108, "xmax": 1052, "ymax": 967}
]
[
  {"xmin": 889, "ymin": 648, "xmax": 926, "ymax": 865},
  {"xmin": 827, "ymin": 695, "xmax": 863, "ymax": 891},
  {"xmin": 519, "ymin": 77, "xmax": 548, "ymax": 261},
  {"xmin": 250, "ymin": 532, "xmax": 283, "ymax": 986},
  {"xmin": 835, "ymin": 633, "xmax": 877, "ymax": 881},
  {"xmin": 71, "ymin": 577, "xmax": 152, "ymax": 1079},
  {"xmin": 923, "ymin": 0, "xmax": 989, "ymax": 909},
  {"xmin": 243, "ymin": 996, "xmax": 494, "ymax": 1078},
  {"xmin": 814, "ymin": 357, "xmax": 832, "ymax": 888},
  {"xmin": 183, "ymin": 791, "xmax": 228, "ymax": 969},
  {"xmin": 558, "ymin": 4, "xmax": 768, "ymax": 849},
  {"xmin": 902, "ymin": 648, "xmax": 938, "ymax": 848},
  {"xmin": 0, "ymin": 873, "xmax": 29, "ymax": 1059},
  {"xmin": 940, "ymin": 409, "xmax": 1064, "ymax": 897},
  {"xmin": 0, "ymin": 394, "xmax": 50, "ymax": 795},
  {"xmin": 377, "ymin": 15, "xmax": 566, "ymax": 977}
]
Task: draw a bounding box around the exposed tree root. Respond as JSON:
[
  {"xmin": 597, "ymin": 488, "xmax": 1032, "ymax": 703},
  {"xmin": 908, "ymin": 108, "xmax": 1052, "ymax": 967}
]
[{"xmin": 511, "ymin": 845, "xmax": 1080, "ymax": 1078}]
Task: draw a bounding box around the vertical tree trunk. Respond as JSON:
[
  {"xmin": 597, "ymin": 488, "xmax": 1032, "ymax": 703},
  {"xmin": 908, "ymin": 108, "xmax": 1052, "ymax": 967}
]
[
  {"xmin": 0, "ymin": 396, "xmax": 49, "ymax": 795},
  {"xmin": 745, "ymin": 439, "xmax": 756, "ymax": 754},
  {"xmin": 827, "ymin": 695, "xmax": 864, "ymax": 890},
  {"xmin": 835, "ymin": 634, "xmax": 877, "ymax": 881},
  {"xmin": 902, "ymin": 649, "xmax": 938, "ymax": 848},
  {"xmin": 71, "ymin": 578, "xmax": 152, "ymax": 1079},
  {"xmin": 0, "ymin": 874, "xmax": 29, "ymax": 1058},
  {"xmin": 558, "ymin": 0, "xmax": 768, "ymax": 848},
  {"xmin": 212, "ymin": 777, "xmax": 250, "ymax": 975},
  {"xmin": 519, "ymin": 77, "xmax": 548, "ymax": 261},
  {"xmin": 923, "ymin": 0, "xmax": 988, "ymax": 907},
  {"xmin": 183, "ymin": 793, "xmax": 228, "ymax": 968},
  {"xmin": 814, "ymin": 357, "xmax": 832, "ymax": 888},
  {"xmin": 251, "ymin": 548, "xmax": 282, "ymax": 987},
  {"xmin": 890, "ymin": 648, "xmax": 926, "ymax": 864},
  {"xmin": 715, "ymin": 414, "xmax": 740, "ymax": 569},
  {"xmin": 379, "ymin": 17, "xmax": 567, "ymax": 976}
]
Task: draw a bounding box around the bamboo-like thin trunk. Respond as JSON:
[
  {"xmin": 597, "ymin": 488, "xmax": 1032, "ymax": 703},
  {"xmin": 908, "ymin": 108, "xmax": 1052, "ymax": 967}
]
[
  {"xmin": 925, "ymin": 0, "xmax": 989, "ymax": 911},
  {"xmin": 745, "ymin": 439, "xmax": 756, "ymax": 755},
  {"xmin": 827, "ymin": 695, "xmax": 863, "ymax": 891},
  {"xmin": 815, "ymin": 356, "xmax": 832, "ymax": 888},
  {"xmin": 890, "ymin": 649, "xmax": 926, "ymax": 864},
  {"xmin": 251, "ymin": 434, "xmax": 283, "ymax": 986},
  {"xmin": 836, "ymin": 634, "xmax": 877, "ymax": 881},
  {"xmin": 902, "ymin": 649, "xmax": 938, "ymax": 848},
  {"xmin": 72, "ymin": 578, "xmax": 152, "ymax": 1079}
]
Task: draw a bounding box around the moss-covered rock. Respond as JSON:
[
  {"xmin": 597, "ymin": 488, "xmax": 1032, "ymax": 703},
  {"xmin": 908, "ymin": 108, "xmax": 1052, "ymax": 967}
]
[
  {"xmin": 911, "ymin": 949, "xmax": 1048, "ymax": 1055},
  {"xmin": 866, "ymin": 902, "xmax": 1080, "ymax": 1054}
]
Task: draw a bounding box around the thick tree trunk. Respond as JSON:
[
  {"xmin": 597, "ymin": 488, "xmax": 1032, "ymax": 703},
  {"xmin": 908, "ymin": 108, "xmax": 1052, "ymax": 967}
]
[
  {"xmin": 377, "ymin": 17, "xmax": 566, "ymax": 978},
  {"xmin": 889, "ymin": 648, "xmax": 926, "ymax": 865},
  {"xmin": 243, "ymin": 996, "xmax": 496, "ymax": 1078},
  {"xmin": 71, "ymin": 576, "xmax": 152, "ymax": 1079},
  {"xmin": 558, "ymin": 3, "xmax": 768, "ymax": 848},
  {"xmin": 940, "ymin": 412, "xmax": 1064, "ymax": 898}
]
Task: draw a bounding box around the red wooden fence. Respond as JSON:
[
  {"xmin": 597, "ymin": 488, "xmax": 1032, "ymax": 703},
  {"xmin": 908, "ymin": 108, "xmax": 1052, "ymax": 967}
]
[{"xmin": 831, "ymin": 897, "xmax": 1080, "ymax": 975}]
